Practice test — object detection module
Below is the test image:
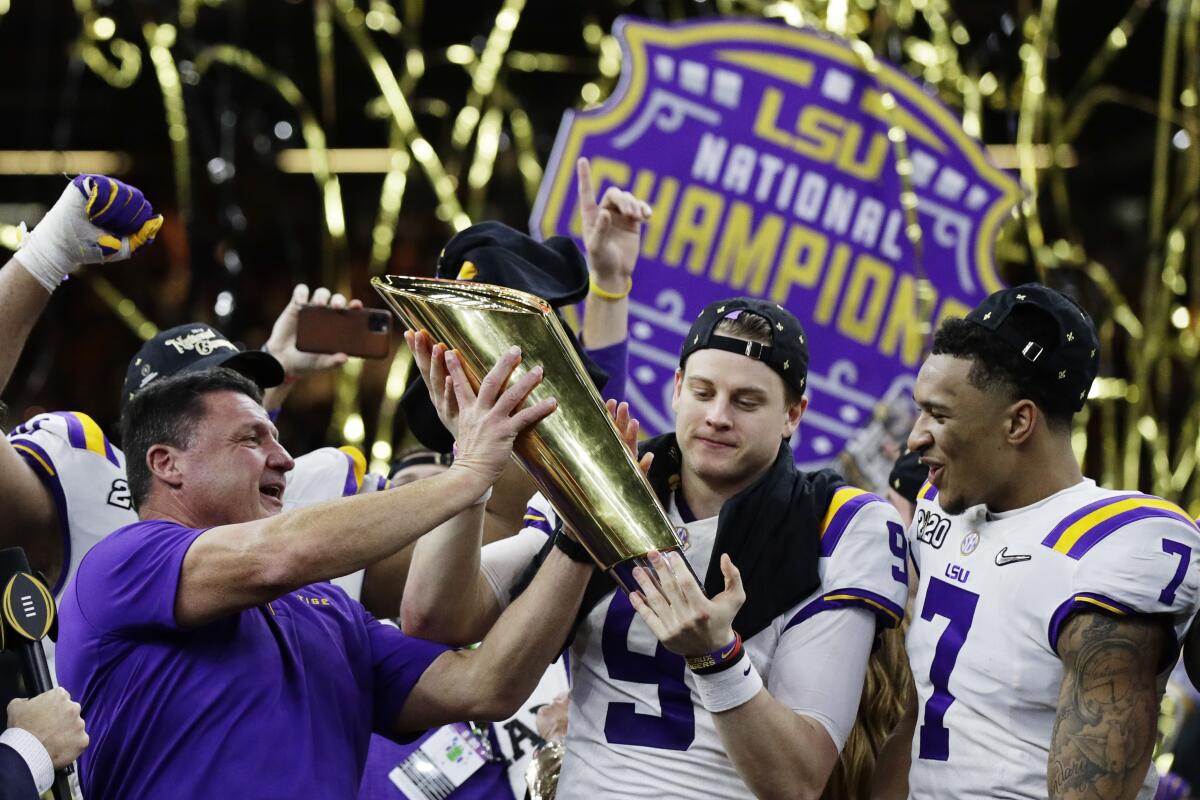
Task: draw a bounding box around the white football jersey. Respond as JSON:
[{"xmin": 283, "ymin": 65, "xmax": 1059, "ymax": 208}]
[
  {"xmin": 482, "ymin": 486, "xmax": 908, "ymax": 799},
  {"xmin": 282, "ymin": 444, "xmax": 389, "ymax": 600},
  {"xmin": 905, "ymin": 479, "xmax": 1200, "ymax": 799},
  {"xmin": 7, "ymin": 411, "xmax": 382, "ymax": 668},
  {"xmin": 8, "ymin": 412, "xmax": 133, "ymax": 601}
]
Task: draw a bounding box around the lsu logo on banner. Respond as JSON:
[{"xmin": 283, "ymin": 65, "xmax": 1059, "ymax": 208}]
[{"xmin": 531, "ymin": 17, "xmax": 1022, "ymax": 467}]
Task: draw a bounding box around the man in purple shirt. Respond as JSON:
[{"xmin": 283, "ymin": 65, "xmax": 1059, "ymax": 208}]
[{"xmin": 56, "ymin": 352, "xmax": 596, "ymax": 800}]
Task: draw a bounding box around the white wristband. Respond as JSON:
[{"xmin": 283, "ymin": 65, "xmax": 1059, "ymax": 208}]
[
  {"xmin": 692, "ymin": 654, "xmax": 763, "ymax": 713},
  {"xmin": 0, "ymin": 727, "xmax": 55, "ymax": 794}
]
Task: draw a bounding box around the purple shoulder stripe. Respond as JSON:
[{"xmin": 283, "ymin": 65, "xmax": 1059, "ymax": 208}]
[
  {"xmin": 9, "ymin": 437, "xmax": 58, "ymax": 477},
  {"xmin": 522, "ymin": 506, "xmax": 554, "ymax": 536},
  {"xmin": 785, "ymin": 586, "xmax": 904, "ymax": 631},
  {"xmin": 1047, "ymin": 592, "xmax": 1135, "ymax": 653},
  {"xmin": 1041, "ymin": 494, "xmax": 1143, "ymax": 548},
  {"xmin": 820, "ymin": 490, "xmax": 884, "ymax": 557},
  {"xmin": 52, "ymin": 411, "xmax": 88, "ymax": 450}
]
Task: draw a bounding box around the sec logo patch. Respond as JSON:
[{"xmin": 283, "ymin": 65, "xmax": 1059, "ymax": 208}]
[{"xmin": 960, "ymin": 531, "xmax": 980, "ymax": 555}]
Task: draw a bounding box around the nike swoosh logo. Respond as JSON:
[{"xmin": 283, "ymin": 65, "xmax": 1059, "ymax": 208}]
[
  {"xmin": 995, "ymin": 547, "xmax": 1032, "ymax": 566},
  {"xmin": 719, "ymin": 642, "xmax": 737, "ymax": 659},
  {"xmin": 743, "ymin": 663, "xmax": 752, "ymax": 676}
]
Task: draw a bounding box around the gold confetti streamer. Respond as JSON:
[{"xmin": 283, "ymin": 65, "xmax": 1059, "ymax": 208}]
[
  {"xmin": 193, "ymin": 44, "xmax": 349, "ymax": 288},
  {"xmin": 142, "ymin": 22, "xmax": 192, "ymax": 249}
]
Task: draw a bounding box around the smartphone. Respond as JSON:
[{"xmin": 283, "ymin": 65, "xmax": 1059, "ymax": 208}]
[{"xmin": 296, "ymin": 305, "xmax": 392, "ymax": 359}]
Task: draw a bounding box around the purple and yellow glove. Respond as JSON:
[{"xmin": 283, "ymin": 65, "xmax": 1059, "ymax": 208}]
[{"xmin": 17, "ymin": 175, "xmax": 163, "ymax": 292}]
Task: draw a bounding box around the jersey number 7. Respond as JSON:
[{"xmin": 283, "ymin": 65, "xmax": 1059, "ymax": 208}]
[{"xmin": 918, "ymin": 577, "xmax": 980, "ymax": 761}]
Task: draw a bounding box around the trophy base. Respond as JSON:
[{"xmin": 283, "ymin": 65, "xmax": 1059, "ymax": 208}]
[{"xmin": 608, "ymin": 549, "xmax": 704, "ymax": 597}]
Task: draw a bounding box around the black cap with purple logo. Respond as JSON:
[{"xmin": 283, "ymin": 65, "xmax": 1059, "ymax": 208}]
[
  {"xmin": 680, "ymin": 297, "xmax": 809, "ymax": 395},
  {"xmin": 121, "ymin": 323, "xmax": 285, "ymax": 407},
  {"xmin": 964, "ymin": 283, "xmax": 1100, "ymax": 412}
]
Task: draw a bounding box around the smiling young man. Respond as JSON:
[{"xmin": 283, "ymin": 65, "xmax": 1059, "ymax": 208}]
[
  {"xmin": 401, "ymin": 297, "xmax": 908, "ymax": 799},
  {"xmin": 874, "ymin": 284, "xmax": 1200, "ymax": 799},
  {"xmin": 53, "ymin": 357, "xmax": 597, "ymax": 800}
]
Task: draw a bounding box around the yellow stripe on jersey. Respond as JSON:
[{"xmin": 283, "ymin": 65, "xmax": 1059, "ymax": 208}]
[
  {"xmin": 339, "ymin": 446, "xmax": 367, "ymax": 492},
  {"xmin": 71, "ymin": 412, "xmax": 110, "ymax": 460},
  {"xmin": 819, "ymin": 487, "xmax": 869, "ymax": 538},
  {"xmin": 1075, "ymin": 595, "xmax": 1128, "ymax": 615},
  {"xmin": 12, "ymin": 444, "xmax": 55, "ymax": 477},
  {"xmin": 1052, "ymin": 497, "xmax": 1193, "ymax": 556}
]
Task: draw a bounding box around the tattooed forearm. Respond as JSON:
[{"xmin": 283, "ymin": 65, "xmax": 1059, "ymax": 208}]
[{"xmin": 1048, "ymin": 611, "xmax": 1165, "ymax": 800}]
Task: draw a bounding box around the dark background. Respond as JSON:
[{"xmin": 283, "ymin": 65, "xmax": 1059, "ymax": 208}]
[{"xmin": 0, "ymin": 0, "xmax": 1189, "ymax": 487}]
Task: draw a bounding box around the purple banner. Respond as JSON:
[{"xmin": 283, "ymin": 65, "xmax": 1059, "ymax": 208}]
[{"xmin": 531, "ymin": 17, "xmax": 1021, "ymax": 468}]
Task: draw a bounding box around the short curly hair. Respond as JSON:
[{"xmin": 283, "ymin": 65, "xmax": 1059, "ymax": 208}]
[{"xmin": 931, "ymin": 307, "xmax": 1077, "ymax": 431}]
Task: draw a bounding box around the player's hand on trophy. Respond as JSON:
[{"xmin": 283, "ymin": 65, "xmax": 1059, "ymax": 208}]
[
  {"xmin": 17, "ymin": 174, "xmax": 163, "ymax": 292},
  {"xmin": 265, "ymin": 284, "xmax": 363, "ymax": 377},
  {"xmin": 606, "ymin": 398, "xmax": 653, "ymax": 477},
  {"xmin": 630, "ymin": 551, "xmax": 746, "ymax": 658},
  {"xmin": 577, "ymin": 157, "xmax": 651, "ymax": 292},
  {"xmin": 443, "ymin": 344, "xmax": 557, "ymax": 492},
  {"xmin": 406, "ymin": 330, "xmax": 463, "ymax": 437}
]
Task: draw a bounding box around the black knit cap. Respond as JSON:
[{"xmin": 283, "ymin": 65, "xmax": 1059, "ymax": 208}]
[
  {"xmin": 679, "ymin": 297, "xmax": 809, "ymax": 395},
  {"xmin": 121, "ymin": 323, "xmax": 284, "ymax": 408},
  {"xmin": 400, "ymin": 221, "xmax": 608, "ymax": 452},
  {"xmin": 965, "ymin": 283, "xmax": 1099, "ymax": 412}
]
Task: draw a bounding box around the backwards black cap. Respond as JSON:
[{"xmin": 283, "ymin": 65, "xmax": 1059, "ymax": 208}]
[
  {"xmin": 122, "ymin": 323, "xmax": 285, "ymax": 408},
  {"xmin": 438, "ymin": 221, "xmax": 590, "ymax": 306},
  {"xmin": 680, "ymin": 297, "xmax": 809, "ymax": 395},
  {"xmin": 965, "ymin": 283, "xmax": 1099, "ymax": 412},
  {"xmin": 400, "ymin": 221, "xmax": 608, "ymax": 452}
]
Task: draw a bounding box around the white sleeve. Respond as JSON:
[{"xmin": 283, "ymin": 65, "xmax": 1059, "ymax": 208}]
[
  {"xmin": 481, "ymin": 529, "xmax": 548, "ymax": 610},
  {"xmin": 767, "ymin": 606, "xmax": 875, "ymax": 751},
  {"xmin": 283, "ymin": 446, "xmax": 363, "ymax": 509},
  {"xmin": 0, "ymin": 727, "xmax": 54, "ymax": 794}
]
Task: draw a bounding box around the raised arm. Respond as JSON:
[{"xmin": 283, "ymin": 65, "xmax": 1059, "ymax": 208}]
[
  {"xmin": 1048, "ymin": 611, "xmax": 1164, "ymax": 799},
  {"xmin": 398, "ymin": 330, "xmax": 505, "ymax": 642},
  {"xmin": 0, "ymin": 177, "xmax": 160, "ymax": 583},
  {"xmin": 1, "ymin": 177, "xmax": 160, "ymax": 391},
  {"xmin": 1, "ymin": 175, "xmax": 160, "ymax": 393},
  {"xmin": 0, "ymin": 258, "xmax": 53, "ymax": 393},
  {"xmin": 175, "ymin": 346, "xmax": 556, "ymax": 627},
  {"xmin": 577, "ymin": 157, "xmax": 649, "ymax": 350},
  {"xmin": 260, "ymin": 283, "xmax": 363, "ymax": 413},
  {"xmin": 396, "ymin": 545, "xmax": 592, "ymax": 727}
]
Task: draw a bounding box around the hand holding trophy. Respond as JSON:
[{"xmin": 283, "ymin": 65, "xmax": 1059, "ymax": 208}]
[{"xmin": 380, "ymin": 275, "xmax": 698, "ymax": 595}]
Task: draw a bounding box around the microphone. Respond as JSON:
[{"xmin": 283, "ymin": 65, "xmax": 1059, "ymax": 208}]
[{"xmin": 0, "ymin": 547, "xmax": 74, "ymax": 800}]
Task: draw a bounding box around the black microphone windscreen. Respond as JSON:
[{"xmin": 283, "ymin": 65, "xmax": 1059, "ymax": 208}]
[{"xmin": 0, "ymin": 548, "xmax": 32, "ymax": 584}]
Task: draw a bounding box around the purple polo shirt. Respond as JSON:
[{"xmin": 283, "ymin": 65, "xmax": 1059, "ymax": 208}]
[{"xmin": 56, "ymin": 520, "xmax": 449, "ymax": 800}]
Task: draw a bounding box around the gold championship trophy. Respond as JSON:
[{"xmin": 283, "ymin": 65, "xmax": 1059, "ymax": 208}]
[{"xmin": 373, "ymin": 275, "xmax": 699, "ymax": 595}]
